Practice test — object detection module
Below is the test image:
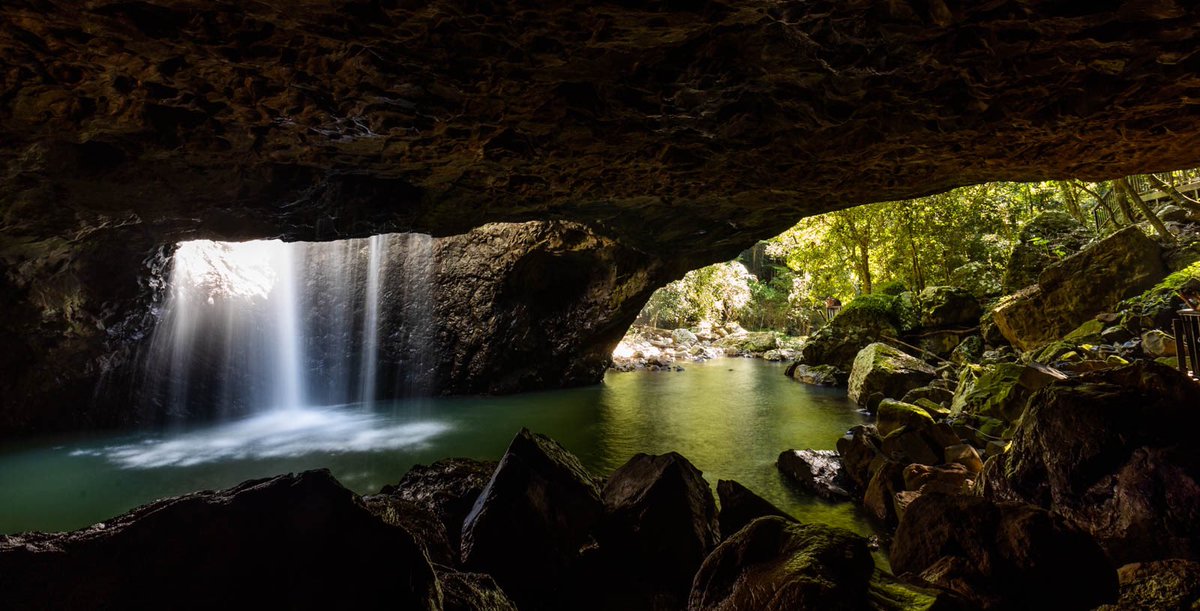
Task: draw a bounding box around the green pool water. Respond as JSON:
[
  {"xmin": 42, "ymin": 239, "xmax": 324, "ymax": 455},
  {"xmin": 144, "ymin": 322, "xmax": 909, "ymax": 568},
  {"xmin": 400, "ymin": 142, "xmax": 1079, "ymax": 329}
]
[{"xmin": 0, "ymin": 357, "xmax": 876, "ymax": 539}]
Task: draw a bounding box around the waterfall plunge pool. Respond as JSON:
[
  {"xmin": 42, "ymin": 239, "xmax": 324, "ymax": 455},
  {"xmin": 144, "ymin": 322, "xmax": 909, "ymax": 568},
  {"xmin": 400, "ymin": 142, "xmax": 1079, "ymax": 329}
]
[{"xmin": 0, "ymin": 358, "xmax": 875, "ymax": 538}]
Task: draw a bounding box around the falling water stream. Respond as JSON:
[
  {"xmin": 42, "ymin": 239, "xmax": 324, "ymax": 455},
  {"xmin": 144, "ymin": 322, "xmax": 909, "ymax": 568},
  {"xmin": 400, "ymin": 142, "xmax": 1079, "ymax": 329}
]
[{"xmin": 141, "ymin": 234, "xmax": 437, "ymax": 421}]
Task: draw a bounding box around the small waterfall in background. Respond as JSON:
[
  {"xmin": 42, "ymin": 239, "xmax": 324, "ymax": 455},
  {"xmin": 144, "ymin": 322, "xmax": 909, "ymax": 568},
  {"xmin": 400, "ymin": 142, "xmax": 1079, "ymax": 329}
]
[{"xmin": 142, "ymin": 234, "xmax": 438, "ymax": 423}]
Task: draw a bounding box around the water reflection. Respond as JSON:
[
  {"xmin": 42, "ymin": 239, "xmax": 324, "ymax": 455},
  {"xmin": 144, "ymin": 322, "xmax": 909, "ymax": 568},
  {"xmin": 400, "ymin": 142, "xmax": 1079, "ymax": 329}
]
[{"xmin": 0, "ymin": 359, "xmax": 871, "ymax": 538}]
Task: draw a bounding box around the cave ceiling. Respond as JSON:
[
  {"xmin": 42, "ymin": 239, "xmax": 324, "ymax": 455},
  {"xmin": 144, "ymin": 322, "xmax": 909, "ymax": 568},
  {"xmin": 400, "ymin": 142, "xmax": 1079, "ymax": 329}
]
[{"xmin": 2, "ymin": 0, "xmax": 1200, "ymax": 263}]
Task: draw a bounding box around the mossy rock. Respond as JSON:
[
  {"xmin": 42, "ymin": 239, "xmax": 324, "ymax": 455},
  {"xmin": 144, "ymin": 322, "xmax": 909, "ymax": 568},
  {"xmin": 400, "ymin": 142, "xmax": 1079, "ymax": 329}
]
[
  {"xmin": 1116, "ymin": 261, "xmax": 1200, "ymax": 332},
  {"xmin": 848, "ymin": 343, "xmax": 937, "ymax": 411},
  {"xmin": 1064, "ymin": 319, "xmax": 1105, "ymax": 343},
  {"xmin": 950, "ymin": 363, "xmax": 1035, "ymax": 423},
  {"xmin": 877, "ymin": 399, "xmax": 936, "ymax": 437}
]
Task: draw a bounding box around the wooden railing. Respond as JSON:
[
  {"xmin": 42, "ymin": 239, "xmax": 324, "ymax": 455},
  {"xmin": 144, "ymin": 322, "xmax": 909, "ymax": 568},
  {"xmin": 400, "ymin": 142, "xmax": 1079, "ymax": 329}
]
[{"xmin": 1128, "ymin": 169, "xmax": 1200, "ymax": 202}]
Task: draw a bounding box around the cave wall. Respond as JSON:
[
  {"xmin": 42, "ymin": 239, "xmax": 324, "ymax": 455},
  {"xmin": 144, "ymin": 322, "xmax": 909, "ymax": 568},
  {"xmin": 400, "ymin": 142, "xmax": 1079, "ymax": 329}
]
[{"xmin": 3, "ymin": 1, "xmax": 1200, "ymax": 435}]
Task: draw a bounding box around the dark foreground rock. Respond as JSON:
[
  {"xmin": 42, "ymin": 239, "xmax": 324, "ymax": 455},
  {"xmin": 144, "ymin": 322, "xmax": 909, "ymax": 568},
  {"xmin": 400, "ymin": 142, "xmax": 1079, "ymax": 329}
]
[
  {"xmin": 1099, "ymin": 559, "xmax": 1200, "ymax": 611},
  {"xmin": 594, "ymin": 452, "xmax": 720, "ymax": 608},
  {"xmin": 439, "ymin": 568, "xmax": 520, "ymax": 611},
  {"xmin": 0, "ymin": 470, "xmax": 441, "ymax": 610},
  {"xmin": 715, "ymin": 480, "xmax": 795, "ymax": 539},
  {"xmin": 381, "ymin": 457, "xmax": 498, "ymax": 553},
  {"xmin": 890, "ymin": 494, "xmax": 1116, "ymax": 610},
  {"xmin": 688, "ymin": 516, "xmax": 875, "ymax": 611},
  {"xmin": 981, "ymin": 362, "xmax": 1200, "ymax": 565},
  {"xmin": 460, "ymin": 429, "xmax": 603, "ymax": 609},
  {"xmin": 776, "ymin": 449, "xmax": 852, "ymax": 501},
  {"xmin": 362, "ymin": 495, "xmax": 455, "ymax": 565}
]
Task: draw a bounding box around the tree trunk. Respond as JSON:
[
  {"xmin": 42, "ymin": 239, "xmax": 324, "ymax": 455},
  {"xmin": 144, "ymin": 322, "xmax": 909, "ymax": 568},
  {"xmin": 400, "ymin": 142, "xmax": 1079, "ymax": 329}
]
[{"xmin": 1117, "ymin": 178, "xmax": 1175, "ymax": 243}]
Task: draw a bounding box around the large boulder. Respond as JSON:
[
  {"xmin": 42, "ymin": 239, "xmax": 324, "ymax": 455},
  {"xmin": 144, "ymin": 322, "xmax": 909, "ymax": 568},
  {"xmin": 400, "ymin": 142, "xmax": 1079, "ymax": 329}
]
[
  {"xmin": 891, "ymin": 494, "xmax": 1116, "ymax": 610},
  {"xmin": 847, "ymin": 343, "xmax": 937, "ymax": 411},
  {"xmin": 992, "ymin": 226, "xmax": 1166, "ymax": 351},
  {"xmin": 460, "ymin": 429, "xmax": 603, "ymax": 609},
  {"xmin": 776, "ymin": 449, "xmax": 852, "ymax": 501},
  {"xmin": 362, "ymin": 495, "xmax": 456, "ymax": 565},
  {"xmin": 786, "ymin": 363, "xmax": 847, "ymax": 386},
  {"xmin": 876, "ymin": 399, "xmax": 935, "ymax": 437},
  {"xmin": 981, "ymin": 362, "xmax": 1200, "ymax": 565},
  {"xmin": 380, "ymin": 457, "xmax": 498, "ymax": 553},
  {"xmin": 0, "ymin": 470, "xmax": 441, "ymax": 610},
  {"xmin": 799, "ymin": 295, "xmax": 901, "ymax": 371},
  {"xmin": 687, "ymin": 517, "xmax": 875, "ymax": 611},
  {"xmin": 595, "ymin": 452, "xmax": 720, "ymax": 607},
  {"xmin": 949, "ymin": 363, "xmax": 1058, "ymax": 423},
  {"xmin": 1100, "ymin": 559, "xmax": 1200, "ymax": 611},
  {"xmin": 917, "ymin": 286, "xmax": 982, "ymax": 328},
  {"xmin": 1002, "ymin": 210, "xmax": 1094, "ymax": 293},
  {"xmin": 715, "ymin": 480, "xmax": 796, "ymax": 539}
]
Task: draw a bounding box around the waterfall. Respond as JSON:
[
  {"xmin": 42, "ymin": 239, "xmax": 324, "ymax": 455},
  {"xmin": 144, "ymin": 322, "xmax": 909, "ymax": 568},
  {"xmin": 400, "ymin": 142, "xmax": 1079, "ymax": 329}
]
[{"xmin": 142, "ymin": 234, "xmax": 437, "ymax": 422}]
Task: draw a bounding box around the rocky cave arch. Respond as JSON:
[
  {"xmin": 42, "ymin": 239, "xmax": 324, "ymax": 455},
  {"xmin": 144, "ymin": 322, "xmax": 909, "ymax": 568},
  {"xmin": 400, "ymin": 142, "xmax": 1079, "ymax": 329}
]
[{"xmin": 2, "ymin": 1, "xmax": 1200, "ymax": 435}]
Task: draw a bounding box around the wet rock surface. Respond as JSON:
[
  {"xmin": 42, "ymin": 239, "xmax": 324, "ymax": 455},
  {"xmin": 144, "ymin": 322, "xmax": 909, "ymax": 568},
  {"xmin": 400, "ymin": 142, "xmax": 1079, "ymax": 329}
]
[
  {"xmin": 0, "ymin": 470, "xmax": 442, "ymax": 610},
  {"xmin": 378, "ymin": 457, "xmax": 498, "ymax": 554},
  {"xmin": 776, "ymin": 449, "xmax": 852, "ymax": 501},
  {"xmin": 891, "ymin": 494, "xmax": 1117, "ymax": 610},
  {"xmin": 1099, "ymin": 559, "xmax": 1200, "ymax": 611},
  {"xmin": 981, "ymin": 362, "xmax": 1200, "ymax": 565},
  {"xmin": 688, "ymin": 516, "xmax": 875, "ymax": 611}
]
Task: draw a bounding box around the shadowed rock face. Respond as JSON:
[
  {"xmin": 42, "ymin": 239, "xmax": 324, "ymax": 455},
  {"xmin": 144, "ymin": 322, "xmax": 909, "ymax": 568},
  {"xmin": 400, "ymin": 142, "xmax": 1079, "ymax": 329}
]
[{"xmin": 3, "ymin": 1, "xmax": 1200, "ymax": 434}]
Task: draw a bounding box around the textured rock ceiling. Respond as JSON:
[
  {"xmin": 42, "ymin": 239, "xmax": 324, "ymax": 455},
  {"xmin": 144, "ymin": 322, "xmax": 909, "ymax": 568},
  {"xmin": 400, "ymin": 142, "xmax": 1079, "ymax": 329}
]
[{"xmin": 3, "ymin": 0, "xmax": 1200, "ymax": 262}]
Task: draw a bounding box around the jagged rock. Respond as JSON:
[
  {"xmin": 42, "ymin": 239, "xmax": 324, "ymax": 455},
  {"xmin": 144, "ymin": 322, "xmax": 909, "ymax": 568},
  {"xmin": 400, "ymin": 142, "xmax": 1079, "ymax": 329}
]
[
  {"xmin": 596, "ymin": 452, "xmax": 720, "ymax": 607},
  {"xmin": 715, "ymin": 480, "xmax": 796, "ymax": 539},
  {"xmin": 777, "ymin": 449, "xmax": 852, "ymax": 501},
  {"xmin": 1098, "ymin": 560, "xmax": 1200, "ymax": 611},
  {"xmin": 837, "ymin": 425, "xmax": 882, "ymax": 491},
  {"xmin": 868, "ymin": 568, "xmax": 969, "ymax": 611},
  {"xmin": 917, "ymin": 286, "xmax": 982, "ymax": 328},
  {"xmin": 876, "ymin": 399, "xmax": 935, "ymax": 437},
  {"xmin": 1002, "ymin": 211, "xmax": 1095, "ymax": 293},
  {"xmin": 980, "ymin": 362, "xmax": 1200, "ymax": 565},
  {"xmin": 439, "ymin": 569, "xmax": 519, "ymax": 611},
  {"xmin": 891, "ymin": 494, "xmax": 1116, "ymax": 610},
  {"xmin": 687, "ymin": 517, "xmax": 874, "ymax": 611},
  {"xmin": 460, "ymin": 429, "xmax": 602, "ymax": 609},
  {"xmin": 992, "ymin": 227, "xmax": 1166, "ymax": 351},
  {"xmin": 0, "ymin": 470, "xmax": 441, "ymax": 610},
  {"xmin": 381, "ymin": 457, "xmax": 498, "ymax": 553},
  {"xmin": 363, "ymin": 495, "xmax": 455, "ymax": 565},
  {"xmin": 848, "ymin": 343, "xmax": 937, "ymax": 411},
  {"xmin": 787, "ymin": 363, "xmax": 848, "ymax": 386}
]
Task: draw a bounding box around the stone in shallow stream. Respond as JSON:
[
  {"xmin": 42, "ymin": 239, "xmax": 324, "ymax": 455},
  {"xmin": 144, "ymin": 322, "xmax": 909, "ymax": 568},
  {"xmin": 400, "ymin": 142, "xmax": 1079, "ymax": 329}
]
[{"xmin": 776, "ymin": 449, "xmax": 853, "ymax": 501}]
